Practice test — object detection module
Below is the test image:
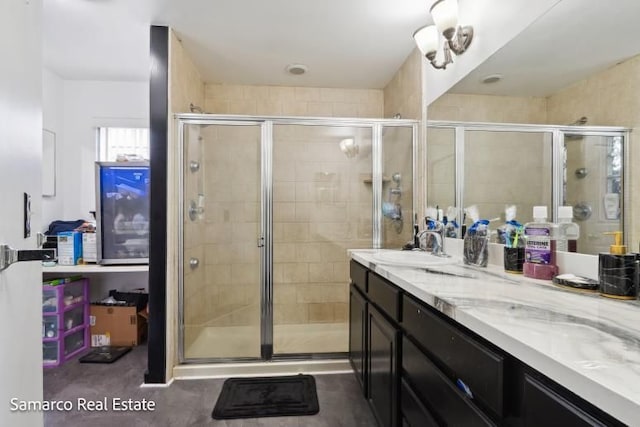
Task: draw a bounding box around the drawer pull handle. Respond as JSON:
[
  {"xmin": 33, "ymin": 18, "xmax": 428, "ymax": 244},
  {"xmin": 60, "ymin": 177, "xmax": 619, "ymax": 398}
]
[{"xmin": 417, "ymin": 309, "xmax": 421, "ymax": 314}]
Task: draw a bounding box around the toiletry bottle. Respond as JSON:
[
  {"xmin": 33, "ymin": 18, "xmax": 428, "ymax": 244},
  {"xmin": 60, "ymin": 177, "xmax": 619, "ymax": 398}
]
[
  {"xmin": 523, "ymin": 206, "xmax": 558, "ymax": 280},
  {"xmin": 557, "ymin": 206, "xmax": 580, "ymax": 252},
  {"xmin": 599, "ymin": 231, "xmax": 639, "ymax": 300}
]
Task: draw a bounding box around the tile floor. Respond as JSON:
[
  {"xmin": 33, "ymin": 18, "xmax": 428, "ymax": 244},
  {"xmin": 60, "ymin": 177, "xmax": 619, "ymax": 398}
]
[{"xmin": 43, "ymin": 345, "xmax": 377, "ymax": 427}]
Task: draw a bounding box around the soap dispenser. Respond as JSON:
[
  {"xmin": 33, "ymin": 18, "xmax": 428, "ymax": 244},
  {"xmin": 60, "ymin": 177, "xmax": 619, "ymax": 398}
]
[{"xmin": 598, "ymin": 231, "xmax": 639, "ymax": 300}]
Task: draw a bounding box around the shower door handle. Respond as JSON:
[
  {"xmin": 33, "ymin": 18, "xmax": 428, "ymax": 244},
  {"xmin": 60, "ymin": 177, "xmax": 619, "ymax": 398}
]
[{"xmin": 257, "ymin": 237, "xmax": 264, "ymax": 248}]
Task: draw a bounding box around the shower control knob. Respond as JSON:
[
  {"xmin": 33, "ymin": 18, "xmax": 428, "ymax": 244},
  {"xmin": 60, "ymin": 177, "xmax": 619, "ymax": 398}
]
[{"xmin": 189, "ymin": 257, "xmax": 200, "ymax": 269}]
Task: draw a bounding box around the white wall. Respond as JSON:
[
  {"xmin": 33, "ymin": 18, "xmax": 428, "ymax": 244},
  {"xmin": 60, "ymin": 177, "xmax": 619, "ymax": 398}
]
[
  {"xmin": 42, "ymin": 68, "xmax": 65, "ymax": 229},
  {"xmin": 59, "ymin": 80, "xmax": 148, "ymax": 222}
]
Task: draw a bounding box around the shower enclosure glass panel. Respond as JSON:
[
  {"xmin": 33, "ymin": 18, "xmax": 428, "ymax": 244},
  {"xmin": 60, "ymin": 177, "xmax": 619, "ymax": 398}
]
[
  {"xmin": 382, "ymin": 126, "xmax": 414, "ymax": 248},
  {"xmin": 271, "ymin": 124, "xmax": 373, "ymax": 355},
  {"xmin": 183, "ymin": 123, "xmax": 262, "ymax": 360},
  {"xmin": 563, "ymin": 134, "xmax": 624, "ymax": 254},
  {"xmin": 464, "ymin": 130, "xmax": 553, "ymax": 223}
]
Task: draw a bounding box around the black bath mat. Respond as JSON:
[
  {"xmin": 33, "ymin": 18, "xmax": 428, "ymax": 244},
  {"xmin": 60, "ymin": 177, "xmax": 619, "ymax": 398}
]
[
  {"xmin": 211, "ymin": 374, "xmax": 319, "ymax": 419},
  {"xmin": 79, "ymin": 346, "xmax": 131, "ymax": 363}
]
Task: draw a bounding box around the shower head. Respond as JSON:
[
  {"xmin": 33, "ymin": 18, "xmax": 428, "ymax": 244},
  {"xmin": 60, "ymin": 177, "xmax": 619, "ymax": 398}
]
[
  {"xmin": 190, "ymin": 103, "xmax": 205, "ymax": 114},
  {"xmin": 569, "ymin": 116, "xmax": 588, "ymax": 126}
]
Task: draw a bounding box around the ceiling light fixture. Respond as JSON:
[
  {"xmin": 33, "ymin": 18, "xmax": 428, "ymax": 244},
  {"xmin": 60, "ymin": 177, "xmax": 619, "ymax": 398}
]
[
  {"xmin": 482, "ymin": 74, "xmax": 503, "ymax": 84},
  {"xmin": 286, "ymin": 64, "xmax": 308, "ymax": 75},
  {"xmin": 413, "ymin": 0, "xmax": 474, "ymax": 70}
]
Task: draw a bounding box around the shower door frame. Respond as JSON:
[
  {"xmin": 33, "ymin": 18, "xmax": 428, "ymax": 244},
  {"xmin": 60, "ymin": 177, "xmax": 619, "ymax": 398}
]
[
  {"xmin": 176, "ymin": 114, "xmax": 419, "ymax": 364},
  {"xmin": 427, "ymin": 121, "xmax": 631, "ymax": 241}
]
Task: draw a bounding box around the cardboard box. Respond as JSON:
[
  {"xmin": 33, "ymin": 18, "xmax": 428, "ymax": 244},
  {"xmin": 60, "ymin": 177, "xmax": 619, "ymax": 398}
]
[
  {"xmin": 90, "ymin": 304, "xmax": 147, "ymax": 347},
  {"xmin": 82, "ymin": 232, "xmax": 97, "ymax": 263},
  {"xmin": 57, "ymin": 231, "xmax": 82, "ymax": 265}
]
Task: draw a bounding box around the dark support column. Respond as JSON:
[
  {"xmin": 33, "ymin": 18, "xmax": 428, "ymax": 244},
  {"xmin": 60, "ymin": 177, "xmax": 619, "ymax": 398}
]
[{"xmin": 145, "ymin": 25, "xmax": 169, "ymax": 384}]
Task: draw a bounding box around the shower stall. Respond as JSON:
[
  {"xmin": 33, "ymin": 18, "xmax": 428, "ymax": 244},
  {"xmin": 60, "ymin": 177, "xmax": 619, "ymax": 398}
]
[{"xmin": 177, "ymin": 115, "xmax": 418, "ymax": 363}]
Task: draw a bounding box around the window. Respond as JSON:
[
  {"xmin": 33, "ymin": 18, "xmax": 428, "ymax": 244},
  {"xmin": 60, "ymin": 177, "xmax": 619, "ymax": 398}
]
[{"xmin": 96, "ymin": 127, "xmax": 149, "ymax": 161}]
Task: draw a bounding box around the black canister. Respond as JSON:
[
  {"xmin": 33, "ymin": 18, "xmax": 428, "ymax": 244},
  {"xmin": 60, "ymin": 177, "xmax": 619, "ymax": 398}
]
[
  {"xmin": 598, "ymin": 253, "xmax": 639, "ymax": 300},
  {"xmin": 504, "ymin": 247, "xmax": 525, "ymax": 274}
]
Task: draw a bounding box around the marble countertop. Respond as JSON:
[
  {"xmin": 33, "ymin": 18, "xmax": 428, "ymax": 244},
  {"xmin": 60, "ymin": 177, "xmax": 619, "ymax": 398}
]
[{"xmin": 350, "ymin": 249, "xmax": 640, "ymax": 426}]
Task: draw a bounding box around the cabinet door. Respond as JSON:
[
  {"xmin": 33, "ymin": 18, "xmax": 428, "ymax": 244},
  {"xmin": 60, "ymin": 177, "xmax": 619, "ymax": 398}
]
[
  {"xmin": 522, "ymin": 375, "xmax": 605, "ymax": 427},
  {"xmin": 349, "ymin": 284, "xmax": 367, "ymax": 394},
  {"xmin": 368, "ymin": 305, "xmax": 399, "ymax": 427}
]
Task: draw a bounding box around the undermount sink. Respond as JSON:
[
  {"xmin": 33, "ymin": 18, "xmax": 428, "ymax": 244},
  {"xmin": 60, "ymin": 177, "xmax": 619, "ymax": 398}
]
[{"xmin": 371, "ymin": 250, "xmax": 460, "ymax": 268}]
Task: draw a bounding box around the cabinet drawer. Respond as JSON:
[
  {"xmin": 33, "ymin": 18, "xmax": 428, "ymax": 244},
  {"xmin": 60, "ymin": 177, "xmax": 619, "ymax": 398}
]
[
  {"xmin": 402, "ymin": 337, "xmax": 495, "ymax": 427},
  {"xmin": 368, "ymin": 273, "xmax": 400, "ymax": 321},
  {"xmin": 401, "ymin": 378, "xmax": 438, "ymax": 427},
  {"xmin": 522, "ymin": 374, "xmax": 605, "ymax": 427},
  {"xmin": 402, "ymin": 295, "xmax": 504, "ymax": 417},
  {"xmin": 350, "ymin": 260, "xmax": 368, "ymax": 294}
]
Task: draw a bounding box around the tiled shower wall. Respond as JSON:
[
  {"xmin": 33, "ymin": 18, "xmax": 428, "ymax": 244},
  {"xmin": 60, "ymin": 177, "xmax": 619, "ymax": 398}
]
[
  {"xmin": 272, "ymin": 125, "xmax": 373, "ymax": 327},
  {"xmin": 196, "ymin": 84, "xmax": 384, "ymax": 331},
  {"xmin": 204, "ymin": 84, "xmax": 383, "ymax": 118},
  {"xmin": 169, "ymin": 31, "xmax": 206, "ymax": 360}
]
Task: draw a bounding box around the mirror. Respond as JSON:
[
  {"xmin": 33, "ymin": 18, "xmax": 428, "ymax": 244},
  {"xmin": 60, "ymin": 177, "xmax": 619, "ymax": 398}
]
[
  {"xmin": 425, "ymin": 122, "xmax": 628, "ymax": 256},
  {"xmin": 425, "ymin": 1, "xmax": 638, "ymax": 255}
]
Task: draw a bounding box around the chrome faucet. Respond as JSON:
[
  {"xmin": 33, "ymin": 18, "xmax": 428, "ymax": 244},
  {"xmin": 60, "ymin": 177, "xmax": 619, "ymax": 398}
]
[{"xmin": 415, "ymin": 221, "xmax": 449, "ymax": 257}]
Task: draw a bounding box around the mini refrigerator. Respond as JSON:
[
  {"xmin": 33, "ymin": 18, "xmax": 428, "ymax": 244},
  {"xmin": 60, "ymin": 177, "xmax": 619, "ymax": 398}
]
[{"xmin": 95, "ymin": 162, "xmax": 150, "ymax": 264}]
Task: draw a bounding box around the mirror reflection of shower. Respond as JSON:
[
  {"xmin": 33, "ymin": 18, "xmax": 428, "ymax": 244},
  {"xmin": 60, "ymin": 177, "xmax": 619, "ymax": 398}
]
[{"xmin": 383, "ymin": 172, "xmax": 403, "ymax": 234}]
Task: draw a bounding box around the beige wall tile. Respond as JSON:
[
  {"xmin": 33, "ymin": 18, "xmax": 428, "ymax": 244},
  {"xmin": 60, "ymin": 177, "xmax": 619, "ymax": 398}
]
[
  {"xmin": 280, "ymin": 262, "xmax": 309, "ymax": 283},
  {"xmin": 295, "ymin": 87, "xmax": 321, "ymax": 101},
  {"xmin": 274, "ymin": 303, "xmax": 309, "ymax": 325},
  {"xmin": 334, "ymin": 302, "xmax": 348, "ymax": 322},
  {"xmin": 306, "ymin": 102, "xmax": 334, "ymax": 117},
  {"xmin": 308, "ymin": 303, "xmax": 334, "ymax": 323},
  {"xmin": 295, "ymin": 243, "xmax": 324, "ymax": 262},
  {"xmin": 282, "ymin": 222, "xmax": 310, "ymax": 242},
  {"xmin": 308, "ymin": 263, "xmax": 334, "ymax": 282},
  {"xmin": 274, "ymin": 283, "xmax": 297, "ymax": 304}
]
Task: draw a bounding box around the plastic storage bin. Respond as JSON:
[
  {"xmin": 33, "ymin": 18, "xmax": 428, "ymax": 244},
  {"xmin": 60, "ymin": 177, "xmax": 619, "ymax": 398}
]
[{"xmin": 42, "ymin": 278, "xmax": 90, "ymax": 367}]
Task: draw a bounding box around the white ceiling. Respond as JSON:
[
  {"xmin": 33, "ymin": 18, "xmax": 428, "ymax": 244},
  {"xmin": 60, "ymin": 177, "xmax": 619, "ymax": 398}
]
[
  {"xmin": 43, "ymin": 0, "xmax": 640, "ymax": 95},
  {"xmin": 44, "ymin": 0, "xmax": 430, "ymax": 88}
]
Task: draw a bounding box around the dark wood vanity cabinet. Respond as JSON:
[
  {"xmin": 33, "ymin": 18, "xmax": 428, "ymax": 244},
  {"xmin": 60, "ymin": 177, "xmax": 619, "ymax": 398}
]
[
  {"xmin": 349, "ymin": 261, "xmax": 369, "ymax": 392},
  {"xmin": 349, "ymin": 284, "xmax": 367, "ymax": 392},
  {"xmin": 367, "ymin": 304, "xmax": 400, "ymax": 427},
  {"xmin": 348, "ymin": 259, "xmax": 624, "ymax": 427}
]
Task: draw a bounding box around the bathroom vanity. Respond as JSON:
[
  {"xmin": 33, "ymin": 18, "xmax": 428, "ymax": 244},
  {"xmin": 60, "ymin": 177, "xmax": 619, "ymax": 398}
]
[{"xmin": 348, "ymin": 249, "xmax": 639, "ymax": 427}]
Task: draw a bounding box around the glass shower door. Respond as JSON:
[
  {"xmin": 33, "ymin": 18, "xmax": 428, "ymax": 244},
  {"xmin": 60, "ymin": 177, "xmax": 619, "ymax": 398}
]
[
  {"xmin": 182, "ymin": 122, "xmax": 263, "ymax": 360},
  {"xmin": 563, "ymin": 134, "xmax": 624, "ymax": 254},
  {"xmin": 271, "ymin": 124, "xmax": 373, "ymax": 355}
]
